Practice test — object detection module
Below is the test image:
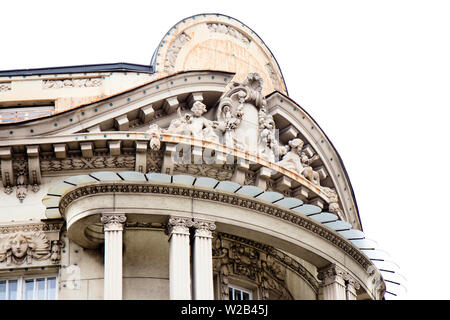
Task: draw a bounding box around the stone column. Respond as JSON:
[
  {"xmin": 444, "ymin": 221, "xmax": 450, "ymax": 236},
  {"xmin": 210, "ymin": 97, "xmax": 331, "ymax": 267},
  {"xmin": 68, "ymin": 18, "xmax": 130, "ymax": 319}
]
[
  {"xmin": 192, "ymin": 219, "xmax": 216, "ymax": 300},
  {"xmin": 101, "ymin": 213, "xmax": 127, "ymax": 300},
  {"xmin": 317, "ymin": 264, "xmax": 347, "ymax": 300},
  {"xmin": 344, "ymin": 274, "xmax": 361, "ymax": 300},
  {"xmin": 166, "ymin": 216, "xmax": 193, "ymax": 300}
]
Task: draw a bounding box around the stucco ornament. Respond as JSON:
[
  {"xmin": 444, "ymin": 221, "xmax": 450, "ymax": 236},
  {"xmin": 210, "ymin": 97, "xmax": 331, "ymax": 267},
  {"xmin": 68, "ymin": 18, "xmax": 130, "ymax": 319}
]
[
  {"xmin": 147, "ymin": 123, "xmax": 162, "ymax": 150},
  {"xmin": 0, "ymin": 232, "xmax": 52, "ymax": 266},
  {"xmin": 214, "ymin": 73, "xmax": 265, "ymax": 151},
  {"xmin": 277, "ymin": 138, "xmax": 321, "ymax": 185},
  {"xmin": 258, "ymin": 104, "xmax": 287, "ymax": 162},
  {"xmin": 16, "ymin": 172, "xmax": 28, "ymax": 201},
  {"xmin": 212, "ymin": 234, "xmax": 293, "ymax": 300},
  {"xmin": 166, "ymin": 101, "xmax": 220, "ymax": 143}
]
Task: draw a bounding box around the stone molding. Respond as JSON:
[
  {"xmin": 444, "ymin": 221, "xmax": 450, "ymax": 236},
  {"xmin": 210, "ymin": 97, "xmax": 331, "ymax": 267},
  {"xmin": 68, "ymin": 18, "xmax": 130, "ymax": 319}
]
[{"xmin": 59, "ymin": 182, "xmax": 371, "ymax": 271}]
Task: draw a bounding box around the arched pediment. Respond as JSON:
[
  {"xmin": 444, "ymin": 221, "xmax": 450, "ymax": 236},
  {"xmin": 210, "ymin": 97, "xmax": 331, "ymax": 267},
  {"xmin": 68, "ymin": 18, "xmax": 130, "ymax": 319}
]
[{"xmin": 151, "ymin": 13, "xmax": 287, "ymax": 96}]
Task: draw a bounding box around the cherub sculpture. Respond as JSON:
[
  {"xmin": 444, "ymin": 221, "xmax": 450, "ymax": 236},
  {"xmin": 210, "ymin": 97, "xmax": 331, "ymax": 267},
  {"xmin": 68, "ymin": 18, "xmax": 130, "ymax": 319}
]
[
  {"xmin": 277, "ymin": 138, "xmax": 321, "ymax": 185},
  {"xmin": 166, "ymin": 101, "xmax": 220, "ymax": 143}
]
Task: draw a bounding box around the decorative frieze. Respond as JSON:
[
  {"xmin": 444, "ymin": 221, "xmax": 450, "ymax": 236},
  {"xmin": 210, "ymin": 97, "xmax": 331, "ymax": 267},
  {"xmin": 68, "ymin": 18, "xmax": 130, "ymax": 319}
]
[
  {"xmin": 42, "ymin": 78, "xmax": 102, "ymax": 89},
  {"xmin": 0, "ymin": 82, "xmax": 11, "ymax": 92},
  {"xmin": 146, "ymin": 150, "xmax": 163, "ymax": 173},
  {"xmin": 173, "ymin": 163, "xmax": 233, "ymax": 181},
  {"xmin": 40, "ymin": 155, "xmax": 135, "ymax": 172},
  {"xmin": 213, "ymin": 233, "xmax": 293, "ymax": 300},
  {"xmin": 216, "ymin": 232, "xmax": 319, "ymax": 293},
  {"xmin": 207, "ymin": 23, "xmax": 250, "ymax": 45},
  {"xmin": 265, "ymin": 63, "xmax": 281, "ymax": 92},
  {"xmin": 164, "ymin": 32, "xmax": 191, "ymax": 73}
]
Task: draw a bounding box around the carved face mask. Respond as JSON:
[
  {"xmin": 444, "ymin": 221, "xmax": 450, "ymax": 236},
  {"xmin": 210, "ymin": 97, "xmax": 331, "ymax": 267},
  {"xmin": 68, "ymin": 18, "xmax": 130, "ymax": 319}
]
[{"xmin": 10, "ymin": 235, "xmax": 28, "ymax": 258}]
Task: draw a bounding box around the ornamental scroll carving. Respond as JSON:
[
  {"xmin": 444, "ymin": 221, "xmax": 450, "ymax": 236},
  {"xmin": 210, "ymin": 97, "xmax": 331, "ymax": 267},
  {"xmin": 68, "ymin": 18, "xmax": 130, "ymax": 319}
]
[
  {"xmin": 0, "ymin": 82, "xmax": 11, "ymax": 92},
  {"xmin": 164, "ymin": 32, "xmax": 191, "ymax": 73},
  {"xmin": 43, "ymin": 78, "xmax": 102, "ymax": 89},
  {"xmin": 212, "ymin": 233, "xmax": 320, "ymax": 300},
  {"xmin": 159, "ymin": 72, "xmax": 343, "ymax": 214},
  {"xmin": 0, "ymin": 224, "xmax": 64, "ymax": 268},
  {"xmin": 40, "ymin": 155, "xmax": 135, "ymax": 172},
  {"xmin": 207, "ymin": 23, "xmax": 250, "ymax": 46}
]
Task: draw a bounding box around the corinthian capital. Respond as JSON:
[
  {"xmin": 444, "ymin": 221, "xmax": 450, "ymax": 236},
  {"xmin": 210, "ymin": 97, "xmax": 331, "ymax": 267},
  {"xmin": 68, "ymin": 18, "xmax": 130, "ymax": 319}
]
[
  {"xmin": 344, "ymin": 273, "xmax": 361, "ymax": 290},
  {"xmin": 317, "ymin": 263, "xmax": 346, "ymax": 286},
  {"xmin": 192, "ymin": 219, "xmax": 216, "ymax": 238},
  {"xmin": 101, "ymin": 213, "xmax": 127, "ymax": 231},
  {"xmin": 166, "ymin": 216, "xmax": 193, "ymax": 236}
]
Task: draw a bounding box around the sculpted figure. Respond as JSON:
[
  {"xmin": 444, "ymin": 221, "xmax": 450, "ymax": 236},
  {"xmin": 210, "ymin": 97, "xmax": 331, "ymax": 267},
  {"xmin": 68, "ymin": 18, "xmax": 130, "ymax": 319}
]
[
  {"xmin": 257, "ymin": 105, "xmax": 287, "ymax": 162},
  {"xmin": 0, "ymin": 232, "xmax": 51, "ymax": 266},
  {"xmin": 277, "ymin": 138, "xmax": 321, "ymax": 185},
  {"xmin": 166, "ymin": 101, "xmax": 220, "ymax": 143},
  {"xmin": 147, "ymin": 124, "xmax": 162, "ymax": 150},
  {"xmin": 50, "ymin": 240, "xmax": 64, "ymax": 264}
]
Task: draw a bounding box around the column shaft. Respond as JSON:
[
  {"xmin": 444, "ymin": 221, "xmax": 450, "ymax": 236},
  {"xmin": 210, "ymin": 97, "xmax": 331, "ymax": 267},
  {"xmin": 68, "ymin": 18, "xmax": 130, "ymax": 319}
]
[
  {"xmin": 192, "ymin": 220, "xmax": 216, "ymax": 300},
  {"xmin": 167, "ymin": 217, "xmax": 193, "ymax": 300},
  {"xmin": 318, "ymin": 264, "xmax": 347, "ymax": 300},
  {"xmin": 101, "ymin": 213, "xmax": 126, "ymax": 300}
]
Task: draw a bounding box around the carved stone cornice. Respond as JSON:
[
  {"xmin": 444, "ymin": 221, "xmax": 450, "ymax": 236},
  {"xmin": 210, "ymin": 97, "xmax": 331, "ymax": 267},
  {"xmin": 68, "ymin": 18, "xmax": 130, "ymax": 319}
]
[
  {"xmin": 59, "ymin": 182, "xmax": 371, "ymax": 271},
  {"xmin": 192, "ymin": 219, "xmax": 216, "ymax": 238},
  {"xmin": 101, "ymin": 213, "xmax": 127, "ymax": 232},
  {"xmin": 0, "ymin": 221, "xmax": 63, "ymax": 234}
]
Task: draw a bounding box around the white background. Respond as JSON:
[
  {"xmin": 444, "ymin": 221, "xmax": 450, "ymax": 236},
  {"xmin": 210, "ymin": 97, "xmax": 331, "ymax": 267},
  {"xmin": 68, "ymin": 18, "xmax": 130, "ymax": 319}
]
[{"xmin": 2, "ymin": 0, "xmax": 449, "ymax": 300}]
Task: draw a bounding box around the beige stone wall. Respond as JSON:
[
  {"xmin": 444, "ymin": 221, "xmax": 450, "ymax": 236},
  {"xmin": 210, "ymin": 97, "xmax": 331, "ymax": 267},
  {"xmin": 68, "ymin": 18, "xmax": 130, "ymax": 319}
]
[
  {"xmin": 58, "ymin": 229, "xmax": 170, "ymax": 300},
  {"xmin": 0, "ymin": 72, "xmax": 155, "ymax": 115}
]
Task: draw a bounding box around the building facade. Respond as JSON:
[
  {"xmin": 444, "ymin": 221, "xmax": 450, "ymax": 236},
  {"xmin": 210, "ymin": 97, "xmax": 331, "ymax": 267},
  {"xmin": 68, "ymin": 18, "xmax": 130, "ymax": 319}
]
[{"xmin": 0, "ymin": 14, "xmax": 404, "ymax": 300}]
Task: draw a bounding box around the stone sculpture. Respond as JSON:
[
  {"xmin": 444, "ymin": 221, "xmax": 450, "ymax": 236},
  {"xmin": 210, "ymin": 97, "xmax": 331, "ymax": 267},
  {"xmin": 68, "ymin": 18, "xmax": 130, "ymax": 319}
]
[
  {"xmin": 166, "ymin": 101, "xmax": 220, "ymax": 143},
  {"xmin": 147, "ymin": 124, "xmax": 162, "ymax": 150},
  {"xmin": 0, "ymin": 232, "xmax": 52, "ymax": 266},
  {"xmin": 277, "ymin": 138, "xmax": 321, "ymax": 185}
]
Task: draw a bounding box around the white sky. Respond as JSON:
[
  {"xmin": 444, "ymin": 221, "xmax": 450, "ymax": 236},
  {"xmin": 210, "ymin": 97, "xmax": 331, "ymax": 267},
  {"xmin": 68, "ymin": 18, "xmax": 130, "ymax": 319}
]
[{"xmin": 2, "ymin": 0, "xmax": 449, "ymax": 300}]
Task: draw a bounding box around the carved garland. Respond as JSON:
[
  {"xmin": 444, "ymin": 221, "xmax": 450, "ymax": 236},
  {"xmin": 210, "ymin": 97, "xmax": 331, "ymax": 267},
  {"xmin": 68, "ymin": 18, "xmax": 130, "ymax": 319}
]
[
  {"xmin": 215, "ymin": 232, "xmax": 319, "ymax": 293},
  {"xmin": 58, "ymin": 182, "xmax": 371, "ymax": 270}
]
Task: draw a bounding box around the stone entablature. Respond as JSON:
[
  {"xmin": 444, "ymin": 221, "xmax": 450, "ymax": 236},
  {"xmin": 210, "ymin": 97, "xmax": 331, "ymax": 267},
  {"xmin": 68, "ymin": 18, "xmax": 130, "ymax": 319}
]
[{"xmin": 55, "ymin": 180, "xmax": 371, "ymax": 272}]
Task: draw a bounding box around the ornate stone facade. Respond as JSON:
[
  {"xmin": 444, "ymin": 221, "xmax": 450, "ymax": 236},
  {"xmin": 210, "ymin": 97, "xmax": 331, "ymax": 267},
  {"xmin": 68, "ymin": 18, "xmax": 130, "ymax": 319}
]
[{"xmin": 0, "ymin": 13, "xmax": 390, "ymax": 301}]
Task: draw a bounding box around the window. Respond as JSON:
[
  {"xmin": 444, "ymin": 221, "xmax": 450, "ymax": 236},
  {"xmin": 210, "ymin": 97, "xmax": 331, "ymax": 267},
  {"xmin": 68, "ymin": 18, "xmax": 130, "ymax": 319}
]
[
  {"xmin": 229, "ymin": 285, "xmax": 252, "ymax": 300},
  {"xmin": 0, "ymin": 276, "xmax": 57, "ymax": 300}
]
